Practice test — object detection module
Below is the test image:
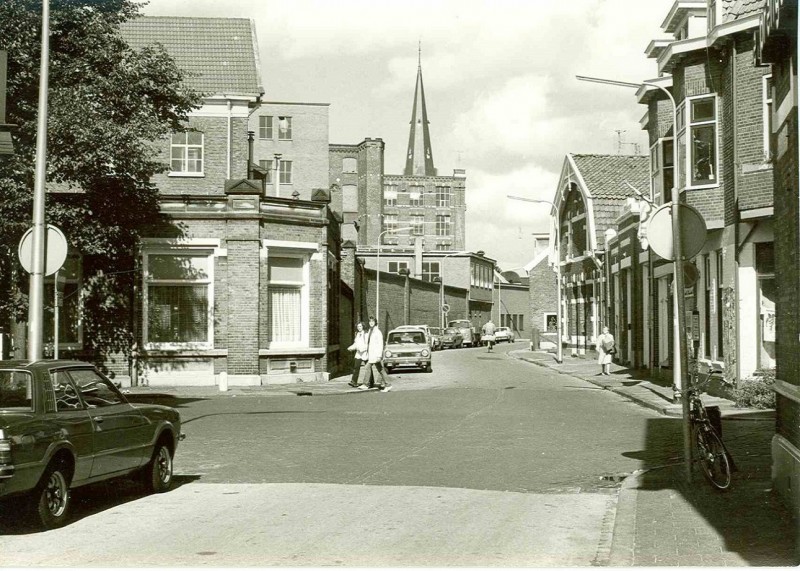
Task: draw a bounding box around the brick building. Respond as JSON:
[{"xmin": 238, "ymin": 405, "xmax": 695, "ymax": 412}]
[
  {"xmin": 550, "ymin": 154, "xmax": 649, "ymax": 357},
  {"xmin": 121, "ymin": 17, "xmax": 343, "ymax": 386},
  {"xmin": 636, "ymin": 0, "xmax": 774, "ymax": 382},
  {"xmin": 329, "ymin": 58, "xmax": 467, "ymax": 252},
  {"xmin": 524, "ymin": 238, "xmax": 558, "ymax": 347},
  {"xmin": 754, "ymin": 0, "xmax": 799, "ymax": 520}
]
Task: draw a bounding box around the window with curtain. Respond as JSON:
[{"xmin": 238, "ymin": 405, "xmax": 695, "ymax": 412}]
[
  {"xmin": 268, "ymin": 256, "xmax": 306, "ymax": 344},
  {"xmin": 278, "ymin": 116, "xmax": 292, "ymax": 140},
  {"xmin": 145, "ymin": 252, "xmax": 211, "ymax": 345}
]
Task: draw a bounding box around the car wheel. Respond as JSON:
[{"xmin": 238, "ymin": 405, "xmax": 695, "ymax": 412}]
[
  {"xmin": 34, "ymin": 461, "xmax": 71, "ymax": 530},
  {"xmin": 141, "ymin": 441, "xmax": 173, "ymax": 494},
  {"xmin": 425, "ymin": 364, "xmax": 432, "ymax": 373}
]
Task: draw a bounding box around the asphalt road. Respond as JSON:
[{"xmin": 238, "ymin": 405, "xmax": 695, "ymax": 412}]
[{"xmin": 0, "ymin": 342, "xmax": 686, "ymax": 566}]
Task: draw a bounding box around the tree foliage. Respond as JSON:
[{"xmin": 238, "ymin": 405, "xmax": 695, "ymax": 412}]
[{"xmin": 0, "ymin": 0, "xmax": 200, "ymax": 365}]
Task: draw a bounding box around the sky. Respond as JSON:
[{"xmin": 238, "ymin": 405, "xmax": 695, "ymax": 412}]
[{"xmin": 141, "ymin": 0, "xmax": 674, "ymax": 270}]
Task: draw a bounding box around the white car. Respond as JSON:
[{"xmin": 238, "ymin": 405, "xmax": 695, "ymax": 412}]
[
  {"xmin": 393, "ymin": 325, "xmax": 433, "ymax": 349},
  {"xmin": 494, "ymin": 327, "xmax": 515, "ymax": 343}
]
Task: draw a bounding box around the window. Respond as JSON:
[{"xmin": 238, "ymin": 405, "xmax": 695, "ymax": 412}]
[
  {"xmin": 268, "ymin": 256, "xmax": 305, "ymax": 344},
  {"xmin": 383, "ymin": 214, "xmax": 398, "ymax": 234},
  {"xmin": 410, "ymin": 185, "xmax": 424, "ymax": 207},
  {"xmin": 422, "ymin": 261, "xmax": 440, "ymax": 282},
  {"xmin": 279, "ymin": 160, "xmax": 292, "ymax": 184},
  {"xmin": 384, "ymin": 184, "xmax": 398, "ymax": 207},
  {"xmin": 388, "ymin": 261, "xmax": 409, "ymax": 274},
  {"xmin": 144, "ymin": 251, "xmax": 212, "ymax": 347},
  {"xmin": 52, "ymin": 373, "xmax": 81, "ymax": 411},
  {"xmin": 170, "ymin": 131, "xmax": 203, "ymax": 174},
  {"xmin": 342, "ymin": 157, "xmax": 357, "ymax": 173},
  {"xmin": 69, "ymin": 369, "xmax": 124, "ymax": 408},
  {"xmin": 258, "ymin": 160, "xmax": 274, "ymax": 184},
  {"xmin": 544, "ymin": 313, "xmax": 557, "ymax": 332},
  {"xmin": 650, "ymin": 138, "xmax": 674, "ymax": 205},
  {"xmin": 679, "ymin": 95, "xmax": 717, "ymax": 188},
  {"xmin": 436, "ymin": 186, "xmax": 451, "ymax": 207},
  {"xmin": 763, "ymin": 74, "xmax": 773, "ymax": 160},
  {"xmin": 43, "ymin": 257, "xmax": 82, "ymax": 350},
  {"xmin": 259, "ymin": 116, "xmax": 273, "ymax": 139},
  {"xmin": 384, "ymin": 187, "xmax": 398, "ymax": 207},
  {"xmin": 278, "ymin": 116, "xmax": 292, "ymax": 140},
  {"xmin": 436, "ymin": 215, "xmax": 450, "ymax": 236},
  {"xmin": 411, "ymin": 215, "xmax": 425, "ymax": 236},
  {"xmin": 0, "ymin": 371, "xmax": 33, "ymax": 411}
]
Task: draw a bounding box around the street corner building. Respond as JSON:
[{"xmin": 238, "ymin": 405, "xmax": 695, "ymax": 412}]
[{"xmin": 120, "ymin": 16, "xmax": 344, "ymax": 387}]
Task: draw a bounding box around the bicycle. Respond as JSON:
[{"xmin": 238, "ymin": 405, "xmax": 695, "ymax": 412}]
[{"xmin": 688, "ymin": 366, "xmax": 732, "ymax": 490}]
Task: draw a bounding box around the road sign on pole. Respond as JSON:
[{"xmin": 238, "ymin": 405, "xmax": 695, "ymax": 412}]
[{"xmin": 18, "ymin": 224, "xmax": 68, "ymax": 276}]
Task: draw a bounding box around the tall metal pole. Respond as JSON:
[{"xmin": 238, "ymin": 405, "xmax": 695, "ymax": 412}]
[
  {"xmin": 576, "ymin": 74, "xmax": 692, "ymax": 482},
  {"xmin": 376, "ymin": 227, "xmax": 412, "ymax": 325},
  {"xmin": 27, "ymin": 0, "xmax": 50, "ymax": 362}
]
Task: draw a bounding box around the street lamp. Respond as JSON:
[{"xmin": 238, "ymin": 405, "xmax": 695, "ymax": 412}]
[
  {"xmin": 507, "ymin": 195, "xmax": 563, "ymax": 364},
  {"xmin": 376, "ymin": 226, "xmax": 412, "ymax": 325},
  {"xmin": 576, "ymin": 74, "xmax": 692, "ymax": 482}
]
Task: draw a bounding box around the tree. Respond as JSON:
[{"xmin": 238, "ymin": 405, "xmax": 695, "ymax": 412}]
[{"xmin": 0, "ymin": 0, "xmax": 200, "ymax": 367}]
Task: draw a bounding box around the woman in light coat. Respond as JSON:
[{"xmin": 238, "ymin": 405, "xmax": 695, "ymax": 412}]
[
  {"xmin": 596, "ymin": 326, "xmax": 615, "ymax": 376},
  {"xmin": 347, "ymin": 321, "xmax": 369, "ymax": 387}
]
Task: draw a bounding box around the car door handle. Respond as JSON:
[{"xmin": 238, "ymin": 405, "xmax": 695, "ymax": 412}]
[{"xmin": 93, "ymin": 416, "xmax": 104, "ymax": 423}]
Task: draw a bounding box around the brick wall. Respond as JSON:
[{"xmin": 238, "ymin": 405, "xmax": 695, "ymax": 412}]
[
  {"xmin": 227, "ymin": 239, "xmax": 260, "ymax": 375},
  {"xmin": 151, "ymin": 115, "xmax": 249, "ymax": 196},
  {"xmin": 529, "ymin": 259, "xmax": 557, "ymax": 339}
]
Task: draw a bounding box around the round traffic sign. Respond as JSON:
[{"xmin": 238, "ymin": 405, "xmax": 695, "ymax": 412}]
[
  {"xmin": 18, "ymin": 224, "xmax": 68, "ymax": 276},
  {"xmin": 646, "ymin": 203, "xmax": 707, "ymax": 261},
  {"xmin": 442, "ymin": 303, "xmax": 450, "ymax": 313}
]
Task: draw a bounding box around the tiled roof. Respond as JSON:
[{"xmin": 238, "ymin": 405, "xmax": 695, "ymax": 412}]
[
  {"xmin": 570, "ymin": 154, "xmax": 650, "ymax": 199},
  {"xmin": 570, "ymin": 154, "xmax": 649, "ymax": 248},
  {"xmin": 723, "ymin": 0, "xmax": 766, "ymax": 22},
  {"xmin": 120, "ymin": 16, "xmax": 263, "ymax": 97}
]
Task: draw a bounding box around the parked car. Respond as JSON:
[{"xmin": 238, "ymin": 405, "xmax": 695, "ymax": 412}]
[
  {"xmin": 440, "ymin": 327, "xmax": 464, "ymax": 349},
  {"xmin": 383, "ymin": 329, "xmax": 432, "ymax": 373},
  {"xmin": 428, "ymin": 327, "xmax": 443, "ymax": 351},
  {"xmin": 0, "ymin": 360, "xmax": 185, "ymax": 529},
  {"xmin": 447, "ymin": 319, "xmax": 476, "ymax": 347},
  {"xmin": 494, "ymin": 327, "xmax": 515, "ymax": 343}
]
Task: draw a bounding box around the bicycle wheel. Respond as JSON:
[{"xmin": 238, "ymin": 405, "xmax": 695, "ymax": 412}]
[{"xmin": 694, "ymin": 426, "xmax": 732, "ymax": 490}]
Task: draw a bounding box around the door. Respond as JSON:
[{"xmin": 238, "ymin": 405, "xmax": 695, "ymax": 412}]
[
  {"xmin": 758, "ymin": 277, "xmax": 776, "ymax": 369},
  {"xmin": 67, "ymin": 368, "xmax": 150, "ymax": 478},
  {"xmin": 50, "ymin": 369, "xmax": 95, "ymax": 483},
  {"xmin": 658, "ymin": 277, "xmax": 671, "ymax": 367}
]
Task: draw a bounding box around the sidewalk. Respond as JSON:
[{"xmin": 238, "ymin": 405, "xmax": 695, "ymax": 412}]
[{"xmin": 511, "ymin": 349, "xmax": 798, "ymax": 566}]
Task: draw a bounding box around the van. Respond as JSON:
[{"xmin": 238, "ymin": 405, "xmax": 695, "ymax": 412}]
[{"xmin": 447, "ymin": 319, "xmax": 476, "ymax": 347}]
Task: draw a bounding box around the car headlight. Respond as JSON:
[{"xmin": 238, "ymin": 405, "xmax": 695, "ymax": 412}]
[
  {"xmin": 384, "ymin": 350, "xmax": 392, "ymax": 358},
  {"xmin": 421, "ymin": 349, "xmax": 430, "ymax": 357}
]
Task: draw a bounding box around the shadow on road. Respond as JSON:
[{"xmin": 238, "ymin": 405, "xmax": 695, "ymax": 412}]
[
  {"xmin": 0, "ymin": 475, "xmax": 201, "ymax": 535},
  {"xmin": 183, "ymin": 410, "xmax": 326, "ymax": 424},
  {"xmin": 126, "ymin": 394, "xmax": 210, "ymax": 408}
]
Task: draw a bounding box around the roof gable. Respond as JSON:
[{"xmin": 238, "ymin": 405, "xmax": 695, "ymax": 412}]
[
  {"xmin": 120, "ymin": 16, "xmax": 263, "ymax": 97},
  {"xmin": 570, "ymin": 154, "xmax": 650, "ymax": 199}
]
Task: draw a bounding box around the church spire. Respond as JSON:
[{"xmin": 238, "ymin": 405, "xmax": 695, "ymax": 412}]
[{"xmin": 404, "ymin": 45, "xmax": 435, "ymax": 177}]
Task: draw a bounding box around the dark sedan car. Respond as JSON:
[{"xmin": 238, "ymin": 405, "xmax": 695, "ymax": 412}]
[
  {"xmin": 440, "ymin": 327, "xmax": 464, "ymax": 349},
  {"xmin": 0, "ymin": 360, "xmax": 184, "ymax": 529}
]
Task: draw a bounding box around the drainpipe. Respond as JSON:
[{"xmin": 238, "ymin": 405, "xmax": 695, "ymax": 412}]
[
  {"xmin": 732, "ymin": 41, "xmax": 742, "ymax": 384},
  {"xmin": 247, "ymin": 131, "xmax": 254, "ymax": 179},
  {"xmin": 226, "ymin": 100, "xmax": 232, "ymax": 179}
]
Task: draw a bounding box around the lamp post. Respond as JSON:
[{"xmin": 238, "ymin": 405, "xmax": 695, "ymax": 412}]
[
  {"xmin": 376, "ymin": 226, "xmax": 412, "ymax": 325},
  {"xmin": 495, "ymin": 269, "xmax": 502, "ymax": 325},
  {"xmin": 507, "ymin": 195, "xmax": 563, "ymax": 364},
  {"xmin": 576, "ymin": 74, "xmax": 692, "ymax": 482}
]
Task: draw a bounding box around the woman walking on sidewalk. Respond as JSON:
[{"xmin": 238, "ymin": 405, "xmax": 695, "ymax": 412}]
[
  {"xmin": 597, "ymin": 326, "xmax": 615, "ymax": 376},
  {"xmin": 346, "ymin": 321, "xmax": 369, "ymax": 388}
]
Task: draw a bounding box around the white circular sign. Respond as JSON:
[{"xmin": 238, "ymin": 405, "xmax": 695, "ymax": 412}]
[
  {"xmin": 18, "ymin": 224, "xmax": 69, "ymax": 276},
  {"xmin": 646, "ymin": 203, "xmax": 707, "ymax": 261}
]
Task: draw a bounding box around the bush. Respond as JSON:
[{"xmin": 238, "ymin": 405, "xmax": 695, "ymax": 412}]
[{"xmin": 733, "ymin": 369, "xmax": 776, "ymax": 409}]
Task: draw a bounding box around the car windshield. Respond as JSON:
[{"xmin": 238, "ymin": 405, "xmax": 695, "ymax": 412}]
[
  {"xmin": 0, "ymin": 370, "xmax": 34, "ymax": 411},
  {"xmin": 388, "ymin": 332, "xmax": 425, "ymax": 344},
  {"xmin": 429, "ymin": 328, "xmax": 441, "ymax": 335},
  {"xmin": 449, "ymin": 320, "xmax": 470, "ymax": 328},
  {"xmin": 444, "ymin": 328, "xmax": 458, "ymax": 334}
]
